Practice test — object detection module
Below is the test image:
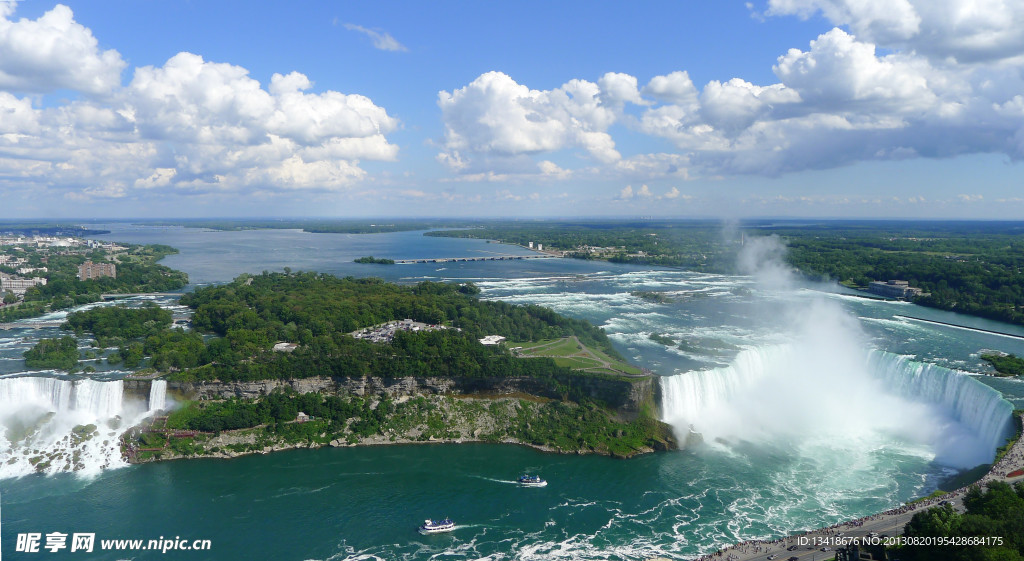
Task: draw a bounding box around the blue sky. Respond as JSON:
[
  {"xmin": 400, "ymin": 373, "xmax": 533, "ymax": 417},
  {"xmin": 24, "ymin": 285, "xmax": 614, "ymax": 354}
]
[{"xmin": 1, "ymin": 0, "xmax": 1023, "ymax": 219}]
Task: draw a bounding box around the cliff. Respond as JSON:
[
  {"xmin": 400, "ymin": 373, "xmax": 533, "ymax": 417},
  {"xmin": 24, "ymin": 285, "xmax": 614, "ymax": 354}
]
[{"xmin": 126, "ymin": 372, "xmax": 659, "ymax": 420}]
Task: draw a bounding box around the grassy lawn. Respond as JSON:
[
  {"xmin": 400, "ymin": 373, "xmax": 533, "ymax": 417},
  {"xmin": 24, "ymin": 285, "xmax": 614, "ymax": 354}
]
[{"xmin": 511, "ymin": 337, "xmax": 643, "ymax": 376}]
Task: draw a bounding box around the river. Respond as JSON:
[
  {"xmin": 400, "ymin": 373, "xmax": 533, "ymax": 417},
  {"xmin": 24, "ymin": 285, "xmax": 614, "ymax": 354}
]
[{"xmin": 1, "ymin": 225, "xmax": 1022, "ymax": 560}]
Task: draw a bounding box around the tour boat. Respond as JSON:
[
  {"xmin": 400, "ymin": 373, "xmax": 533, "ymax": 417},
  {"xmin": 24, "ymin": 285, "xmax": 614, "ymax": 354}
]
[
  {"xmin": 419, "ymin": 518, "xmax": 456, "ymax": 534},
  {"xmin": 517, "ymin": 474, "xmax": 547, "ymax": 487}
]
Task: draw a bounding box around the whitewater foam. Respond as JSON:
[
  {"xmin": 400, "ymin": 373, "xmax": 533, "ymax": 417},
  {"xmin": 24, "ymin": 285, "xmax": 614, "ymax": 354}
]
[{"xmin": 0, "ymin": 376, "xmax": 151, "ymax": 478}]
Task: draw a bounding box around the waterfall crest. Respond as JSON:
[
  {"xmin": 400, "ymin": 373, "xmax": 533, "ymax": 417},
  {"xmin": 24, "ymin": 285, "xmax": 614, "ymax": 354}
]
[
  {"xmin": 865, "ymin": 350, "xmax": 1014, "ymax": 455},
  {"xmin": 0, "ymin": 376, "xmax": 148, "ymax": 478},
  {"xmin": 660, "ymin": 346, "xmax": 1014, "ymax": 467}
]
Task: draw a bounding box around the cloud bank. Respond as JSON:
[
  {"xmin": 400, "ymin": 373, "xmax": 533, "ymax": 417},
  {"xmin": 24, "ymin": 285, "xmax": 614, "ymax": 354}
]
[
  {"xmin": 438, "ymin": 0, "xmax": 1024, "ymax": 181},
  {"xmin": 0, "ymin": 4, "xmax": 398, "ymax": 201}
]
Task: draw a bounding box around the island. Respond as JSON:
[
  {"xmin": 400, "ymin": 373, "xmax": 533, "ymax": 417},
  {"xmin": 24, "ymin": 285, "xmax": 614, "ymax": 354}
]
[
  {"xmin": 354, "ymin": 256, "xmax": 396, "ymax": 264},
  {"xmin": 981, "ymin": 352, "xmax": 1024, "ymax": 377},
  {"xmin": 116, "ymin": 272, "xmax": 676, "ymax": 462}
]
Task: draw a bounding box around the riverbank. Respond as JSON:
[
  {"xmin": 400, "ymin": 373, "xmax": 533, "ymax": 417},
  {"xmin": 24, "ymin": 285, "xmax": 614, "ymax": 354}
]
[
  {"xmin": 692, "ymin": 413, "xmax": 1024, "ymax": 561},
  {"xmin": 123, "ymin": 393, "xmax": 677, "ymax": 465}
]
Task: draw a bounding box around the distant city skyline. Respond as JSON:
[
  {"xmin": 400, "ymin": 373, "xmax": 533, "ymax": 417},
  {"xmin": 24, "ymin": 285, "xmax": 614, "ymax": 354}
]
[{"xmin": 1, "ymin": 1, "xmax": 1022, "ymax": 219}]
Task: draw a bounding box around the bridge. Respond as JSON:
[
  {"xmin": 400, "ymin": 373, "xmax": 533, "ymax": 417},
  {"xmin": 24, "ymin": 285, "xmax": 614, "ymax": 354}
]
[
  {"xmin": 393, "ymin": 254, "xmax": 559, "ymax": 264},
  {"xmin": 100, "ymin": 292, "xmax": 183, "ymax": 300},
  {"xmin": 0, "ymin": 320, "xmax": 65, "ymax": 330}
]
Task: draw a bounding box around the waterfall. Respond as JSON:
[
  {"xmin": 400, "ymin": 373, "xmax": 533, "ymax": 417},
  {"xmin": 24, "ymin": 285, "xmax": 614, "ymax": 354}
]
[
  {"xmin": 660, "ymin": 345, "xmax": 1014, "ymax": 467},
  {"xmin": 0, "ymin": 376, "xmax": 123, "ymax": 417},
  {"xmin": 0, "ymin": 376, "xmax": 148, "ymax": 478},
  {"xmin": 866, "ymin": 350, "xmax": 1015, "ymax": 456},
  {"xmin": 149, "ymin": 379, "xmax": 167, "ymax": 412}
]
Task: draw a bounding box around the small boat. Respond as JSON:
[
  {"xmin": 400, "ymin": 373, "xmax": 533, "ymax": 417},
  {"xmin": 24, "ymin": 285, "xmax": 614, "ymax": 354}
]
[
  {"xmin": 517, "ymin": 474, "xmax": 547, "ymax": 487},
  {"xmin": 419, "ymin": 518, "xmax": 455, "ymax": 534}
]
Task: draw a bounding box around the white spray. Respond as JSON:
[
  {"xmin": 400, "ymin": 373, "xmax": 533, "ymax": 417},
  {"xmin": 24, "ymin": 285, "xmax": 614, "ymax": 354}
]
[{"xmin": 660, "ymin": 235, "xmax": 1013, "ymax": 469}]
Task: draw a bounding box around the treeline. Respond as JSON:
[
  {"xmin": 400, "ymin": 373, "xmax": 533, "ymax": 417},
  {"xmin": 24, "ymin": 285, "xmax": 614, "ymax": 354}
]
[
  {"xmin": 0, "ymin": 224, "xmax": 110, "ymax": 237},
  {"xmin": 143, "ymin": 219, "xmax": 468, "ymax": 234},
  {"xmin": 777, "ymin": 222, "xmax": 1024, "ymax": 326},
  {"xmin": 898, "ymin": 481, "xmax": 1024, "ymax": 560}
]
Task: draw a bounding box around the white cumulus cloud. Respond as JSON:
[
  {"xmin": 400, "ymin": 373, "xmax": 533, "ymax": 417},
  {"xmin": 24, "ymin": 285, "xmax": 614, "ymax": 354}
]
[
  {"xmin": 0, "ymin": 4, "xmax": 399, "ymax": 200},
  {"xmin": 766, "ymin": 0, "xmax": 1024, "ymax": 63},
  {"xmin": 435, "ymin": 0, "xmax": 1024, "ymax": 186},
  {"xmin": 0, "ymin": 4, "xmax": 125, "ymax": 96},
  {"xmin": 437, "ymin": 71, "xmax": 626, "ymax": 173}
]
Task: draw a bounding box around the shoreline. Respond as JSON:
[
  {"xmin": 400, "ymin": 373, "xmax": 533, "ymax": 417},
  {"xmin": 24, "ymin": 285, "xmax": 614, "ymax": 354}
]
[
  {"xmin": 126, "ymin": 431, "xmax": 655, "ymax": 464},
  {"xmin": 692, "ymin": 413, "xmax": 1024, "ymax": 561}
]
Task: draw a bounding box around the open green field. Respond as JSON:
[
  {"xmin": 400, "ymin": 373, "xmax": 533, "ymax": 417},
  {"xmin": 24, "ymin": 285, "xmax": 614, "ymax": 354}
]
[{"xmin": 510, "ymin": 336, "xmax": 643, "ymax": 376}]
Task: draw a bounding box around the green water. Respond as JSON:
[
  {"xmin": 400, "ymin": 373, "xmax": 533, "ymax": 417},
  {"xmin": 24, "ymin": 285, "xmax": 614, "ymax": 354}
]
[{"xmin": 1, "ymin": 441, "xmax": 933, "ymax": 560}]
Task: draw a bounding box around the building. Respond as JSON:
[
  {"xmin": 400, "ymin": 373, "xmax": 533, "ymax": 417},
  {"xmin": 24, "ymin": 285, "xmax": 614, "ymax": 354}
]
[
  {"xmin": 536, "ymin": 244, "xmax": 543, "ymax": 251},
  {"xmin": 528, "ymin": 242, "xmax": 534, "ymax": 249},
  {"xmin": 0, "ymin": 276, "xmax": 47, "ymax": 296},
  {"xmin": 868, "ymin": 279, "xmax": 923, "ymax": 299},
  {"xmin": 836, "ymin": 544, "xmax": 888, "ymax": 561},
  {"xmin": 272, "ymin": 342, "xmax": 299, "ymax": 352},
  {"xmin": 78, "ymin": 261, "xmax": 116, "ymax": 281},
  {"xmin": 479, "ymin": 335, "xmax": 507, "ymax": 346}
]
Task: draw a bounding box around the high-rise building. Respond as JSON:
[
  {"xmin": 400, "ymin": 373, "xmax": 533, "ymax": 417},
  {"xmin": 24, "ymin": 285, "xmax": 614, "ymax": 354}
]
[{"xmin": 78, "ymin": 261, "xmax": 117, "ymax": 281}]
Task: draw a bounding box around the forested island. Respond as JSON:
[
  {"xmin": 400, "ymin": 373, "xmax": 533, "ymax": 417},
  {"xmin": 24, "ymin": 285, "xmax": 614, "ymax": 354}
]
[
  {"xmin": 354, "ymin": 256, "xmax": 395, "ymax": 264},
  {"xmin": 107, "ymin": 272, "xmax": 674, "ymax": 460},
  {"xmin": 23, "ymin": 336, "xmax": 80, "ymax": 371},
  {"xmin": 981, "ymin": 353, "xmax": 1024, "ymax": 377}
]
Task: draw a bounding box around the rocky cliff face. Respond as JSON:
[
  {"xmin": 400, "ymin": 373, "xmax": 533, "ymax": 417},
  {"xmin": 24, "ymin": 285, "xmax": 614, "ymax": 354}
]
[{"xmin": 126, "ymin": 373, "xmax": 659, "ymax": 417}]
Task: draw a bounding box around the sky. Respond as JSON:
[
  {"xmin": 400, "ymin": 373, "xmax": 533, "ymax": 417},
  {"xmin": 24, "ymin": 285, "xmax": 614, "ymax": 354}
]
[{"xmin": 1, "ymin": 0, "xmax": 1023, "ymax": 220}]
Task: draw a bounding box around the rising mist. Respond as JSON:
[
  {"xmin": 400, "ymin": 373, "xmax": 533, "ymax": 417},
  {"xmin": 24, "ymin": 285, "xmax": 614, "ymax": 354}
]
[{"xmin": 661, "ymin": 235, "xmax": 1012, "ymax": 469}]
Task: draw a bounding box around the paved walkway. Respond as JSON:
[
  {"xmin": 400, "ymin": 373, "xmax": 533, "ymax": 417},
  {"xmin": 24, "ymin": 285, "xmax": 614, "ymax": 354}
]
[{"xmin": 688, "ymin": 414, "xmax": 1024, "ymax": 561}]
